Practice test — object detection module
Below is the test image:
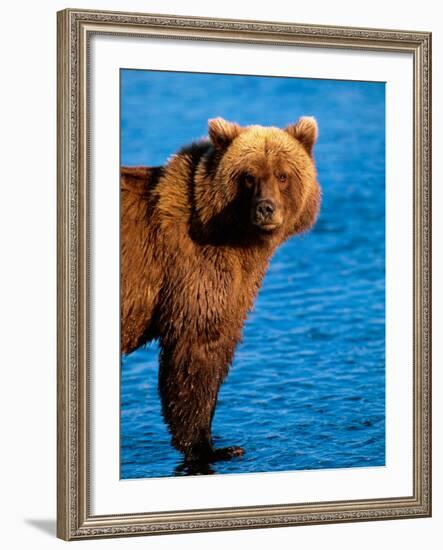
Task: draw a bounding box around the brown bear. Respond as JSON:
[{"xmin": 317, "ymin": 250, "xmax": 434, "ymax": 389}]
[{"xmin": 121, "ymin": 117, "xmax": 321, "ymax": 464}]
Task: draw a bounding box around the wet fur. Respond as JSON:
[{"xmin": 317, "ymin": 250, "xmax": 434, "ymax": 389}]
[{"xmin": 121, "ymin": 118, "xmax": 321, "ymax": 462}]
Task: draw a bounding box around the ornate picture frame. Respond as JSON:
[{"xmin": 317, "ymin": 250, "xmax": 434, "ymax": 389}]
[{"xmin": 57, "ymin": 8, "xmax": 431, "ymax": 540}]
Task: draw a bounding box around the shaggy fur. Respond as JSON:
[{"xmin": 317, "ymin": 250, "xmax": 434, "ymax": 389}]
[{"xmin": 121, "ymin": 117, "xmax": 321, "ymax": 463}]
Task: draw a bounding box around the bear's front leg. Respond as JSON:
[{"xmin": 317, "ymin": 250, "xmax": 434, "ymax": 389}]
[{"xmin": 158, "ymin": 342, "xmax": 244, "ymax": 464}]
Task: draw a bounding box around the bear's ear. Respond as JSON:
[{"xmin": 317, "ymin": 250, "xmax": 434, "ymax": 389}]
[
  {"xmin": 285, "ymin": 116, "xmax": 318, "ymax": 156},
  {"xmin": 208, "ymin": 117, "xmax": 242, "ymax": 150}
]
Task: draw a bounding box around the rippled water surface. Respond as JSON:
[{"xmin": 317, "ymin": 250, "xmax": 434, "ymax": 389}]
[{"xmin": 120, "ymin": 70, "xmax": 385, "ymax": 478}]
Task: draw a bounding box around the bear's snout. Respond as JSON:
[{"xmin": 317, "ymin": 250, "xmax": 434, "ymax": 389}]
[
  {"xmin": 252, "ymin": 198, "xmax": 282, "ymax": 230},
  {"xmin": 255, "ymin": 199, "xmax": 275, "ymax": 220}
]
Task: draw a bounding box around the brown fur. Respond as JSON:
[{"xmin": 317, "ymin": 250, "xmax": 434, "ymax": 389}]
[{"xmin": 121, "ymin": 117, "xmax": 321, "ymax": 462}]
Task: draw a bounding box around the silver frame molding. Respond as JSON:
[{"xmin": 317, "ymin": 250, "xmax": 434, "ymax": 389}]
[{"xmin": 57, "ymin": 8, "xmax": 432, "ymax": 540}]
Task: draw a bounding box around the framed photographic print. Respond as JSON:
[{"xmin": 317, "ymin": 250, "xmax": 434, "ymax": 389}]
[{"xmin": 57, "ymin": 8, "xmax": 432, "ymax": 540}]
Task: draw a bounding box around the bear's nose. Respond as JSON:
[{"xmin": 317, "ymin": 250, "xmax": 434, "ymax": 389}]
[{"xmin": 256, "ymin": 199, "xmax": 276, "ymax": 220}]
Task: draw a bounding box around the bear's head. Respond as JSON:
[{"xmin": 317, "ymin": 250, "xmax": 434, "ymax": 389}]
[{"xmin": 196, "ymin": 117, "xmax": 321, "ymax": 246}]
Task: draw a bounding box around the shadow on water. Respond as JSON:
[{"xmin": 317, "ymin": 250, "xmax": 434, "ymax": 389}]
[
  {"xmin": 174, "ymin": 461, "xmax": 216, "ymax": 476},
  {"xmin": 24, "ymin": 518, "xmax": 56, "ymax": 537}
]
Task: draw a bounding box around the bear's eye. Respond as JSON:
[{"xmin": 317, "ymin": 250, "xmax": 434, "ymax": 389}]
[
  {"xmin": 277, "ymin": 173, "xmax": 288, "ymax": 184},
  {"xmin": 244, "ymin": 173, "xmax": 256, "ymax": 187}
]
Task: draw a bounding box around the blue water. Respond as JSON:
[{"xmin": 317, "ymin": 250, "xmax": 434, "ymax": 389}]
[{"xmin": 120, "ymin": 70, "xmax": 385, "ymax": 478}]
